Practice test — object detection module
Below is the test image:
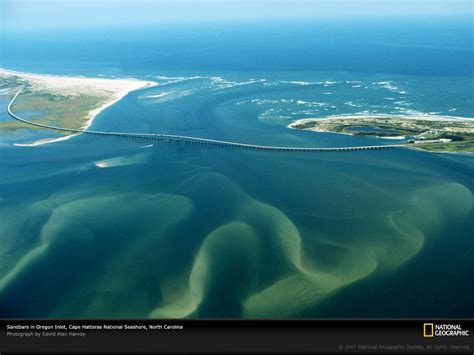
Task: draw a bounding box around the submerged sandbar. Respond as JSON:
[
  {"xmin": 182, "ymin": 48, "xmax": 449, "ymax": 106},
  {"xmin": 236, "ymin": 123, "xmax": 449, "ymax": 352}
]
[{"xmin": 0, "ymin": 68, "xmax": 156, "ymax": 145}]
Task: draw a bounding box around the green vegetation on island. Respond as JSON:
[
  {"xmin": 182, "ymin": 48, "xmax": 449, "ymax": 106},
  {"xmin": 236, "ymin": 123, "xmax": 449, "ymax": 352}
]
[
  {"xmin": 289, "ymin": 115, "xmax": 474, "ymax": 153},
  {"xmin": 0, "ymin": 68, "xmax": 155, "ymax": 145},
  {"xmin": 0, "ymin": 75, "xmax": 103, "ymax": 133}
]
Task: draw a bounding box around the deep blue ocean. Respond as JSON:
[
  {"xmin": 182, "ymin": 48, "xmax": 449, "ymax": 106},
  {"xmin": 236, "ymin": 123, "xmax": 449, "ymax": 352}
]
[{"xmin": 0, "ymin": 18, "xmax": 473, "ymax": 318}]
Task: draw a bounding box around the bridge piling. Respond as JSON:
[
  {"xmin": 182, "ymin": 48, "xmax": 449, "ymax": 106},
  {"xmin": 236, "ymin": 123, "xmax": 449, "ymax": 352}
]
[{"xmin": 7, "ymin": 89, "xmax": 405, "ymax": 153}]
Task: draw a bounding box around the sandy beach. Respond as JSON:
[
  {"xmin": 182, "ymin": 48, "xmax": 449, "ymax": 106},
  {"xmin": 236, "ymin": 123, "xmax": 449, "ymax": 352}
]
[
  {"xmin": 287, "ymin": 113, "xmax": 474, "ymax": 152},
  {"xmin": 288, "ymin": 114, "xmax": 474, "ymax": 130},
  {"xmin": 0, "ymin": 68, "xmax": 156, "ymax": 145}
]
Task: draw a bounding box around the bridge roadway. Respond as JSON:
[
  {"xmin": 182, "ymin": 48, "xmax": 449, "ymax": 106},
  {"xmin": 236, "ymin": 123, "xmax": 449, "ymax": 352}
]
[{"xmin": 7, "ymin": 89, "xmax": 405, "ymax": 152}]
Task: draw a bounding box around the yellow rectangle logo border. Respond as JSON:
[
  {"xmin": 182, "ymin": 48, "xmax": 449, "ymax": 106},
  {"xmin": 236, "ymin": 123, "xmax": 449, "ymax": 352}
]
[{"xmin": 423, "ymin": 323, "xmax": 434, "ymax": 337}]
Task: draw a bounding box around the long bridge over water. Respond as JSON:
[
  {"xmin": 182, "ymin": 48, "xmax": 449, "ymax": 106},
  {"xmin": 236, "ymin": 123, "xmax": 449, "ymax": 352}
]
[{"xmin": 7, "ymin": 90, "xmax": 405, "ymax": 152}]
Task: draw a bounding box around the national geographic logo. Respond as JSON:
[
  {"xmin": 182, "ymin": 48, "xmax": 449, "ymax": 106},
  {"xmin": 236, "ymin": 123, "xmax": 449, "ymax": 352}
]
[{"xmin": 423, "ymin": 323, "xmax": 470, "ymax": 338}]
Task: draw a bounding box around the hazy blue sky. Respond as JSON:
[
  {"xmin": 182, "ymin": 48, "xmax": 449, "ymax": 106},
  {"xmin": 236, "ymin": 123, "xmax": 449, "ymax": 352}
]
[{"xmin": 1, "ymin": 0, "xmax": 472, "ymax": 30}]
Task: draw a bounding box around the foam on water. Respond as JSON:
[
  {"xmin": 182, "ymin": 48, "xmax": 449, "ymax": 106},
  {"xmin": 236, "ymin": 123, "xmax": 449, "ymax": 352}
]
[{"xmin": 0, "ymin": 67, "xmax": 473, "ymax": 318}]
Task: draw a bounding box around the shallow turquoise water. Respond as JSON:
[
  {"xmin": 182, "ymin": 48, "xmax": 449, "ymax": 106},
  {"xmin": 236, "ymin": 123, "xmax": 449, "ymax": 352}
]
[{"xmin": 0, "ymin": 20, "xmax": 473, "ymax": 318}]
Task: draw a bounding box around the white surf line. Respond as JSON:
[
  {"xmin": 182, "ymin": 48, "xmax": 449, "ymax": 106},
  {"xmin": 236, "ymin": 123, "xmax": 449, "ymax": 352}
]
[{"xmin": 7, "ymin": 89, "xmax": 405, "ymax": 152}]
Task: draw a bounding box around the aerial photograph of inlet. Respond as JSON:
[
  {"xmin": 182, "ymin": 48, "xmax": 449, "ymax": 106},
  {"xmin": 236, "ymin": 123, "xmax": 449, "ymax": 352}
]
[{"xmin": 0, "ymin": 0, "xmax": 472, "ymax": 318}]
